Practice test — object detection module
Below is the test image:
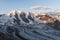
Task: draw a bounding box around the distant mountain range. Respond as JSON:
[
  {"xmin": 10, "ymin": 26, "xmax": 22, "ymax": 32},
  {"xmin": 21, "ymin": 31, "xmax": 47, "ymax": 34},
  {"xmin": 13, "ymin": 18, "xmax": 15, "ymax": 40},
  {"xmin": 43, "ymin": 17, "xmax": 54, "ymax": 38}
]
[
  {"xmin": 0, "ymin": 10, "xmax": 60, "ymax": 40},
  {"xmin": 0, "ymin": 10, "xmax": 44, "ymax": 26},
  {"xmin": 0, "ymin": 10, "xmax": 60, "ymax": 26}
]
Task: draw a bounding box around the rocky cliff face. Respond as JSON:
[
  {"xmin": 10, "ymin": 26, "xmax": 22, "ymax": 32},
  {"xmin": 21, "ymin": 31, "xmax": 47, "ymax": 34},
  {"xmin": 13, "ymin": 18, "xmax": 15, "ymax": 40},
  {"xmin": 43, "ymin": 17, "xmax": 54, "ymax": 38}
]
[
  {"xmin": 0, "ymin": 10, "xmax": 46, "ymax": 26},
  {"xmin": 0, "ymin": 10, "xmax": 60, "ymax": 40}
]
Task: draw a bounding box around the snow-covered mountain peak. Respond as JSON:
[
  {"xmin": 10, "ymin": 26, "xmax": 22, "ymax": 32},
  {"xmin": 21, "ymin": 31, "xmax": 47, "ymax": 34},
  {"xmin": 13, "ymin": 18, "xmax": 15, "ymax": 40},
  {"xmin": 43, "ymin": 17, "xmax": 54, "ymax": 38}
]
[
  {"xmin": 0, "ymin": 10, "xmax": 59, "ymax": 26},
  {"xmin": 0, "ymin": 10, "xmax": 40, "ymax": 26}
]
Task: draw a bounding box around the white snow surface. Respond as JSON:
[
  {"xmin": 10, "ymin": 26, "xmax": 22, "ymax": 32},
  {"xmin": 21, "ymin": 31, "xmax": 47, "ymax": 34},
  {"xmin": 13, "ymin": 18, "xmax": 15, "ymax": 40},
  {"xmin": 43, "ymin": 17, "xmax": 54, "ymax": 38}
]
[{"xmin": 0, "ymin": 11, "xmax": 60, "ymax": 40}]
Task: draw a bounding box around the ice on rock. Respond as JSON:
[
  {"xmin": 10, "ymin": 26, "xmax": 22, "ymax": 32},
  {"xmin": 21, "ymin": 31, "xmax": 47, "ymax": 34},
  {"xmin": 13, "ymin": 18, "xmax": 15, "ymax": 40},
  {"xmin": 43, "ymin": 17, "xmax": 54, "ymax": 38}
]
[{"xmin": 0, "ymin": 10, "xmax": 60, "ymax": 40}]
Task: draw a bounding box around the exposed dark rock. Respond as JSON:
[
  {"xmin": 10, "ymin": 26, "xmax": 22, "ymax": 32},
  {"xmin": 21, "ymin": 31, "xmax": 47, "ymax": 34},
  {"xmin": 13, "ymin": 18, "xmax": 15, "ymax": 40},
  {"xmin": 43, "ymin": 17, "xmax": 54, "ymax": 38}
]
[
  {"xmin": 15, "ymin": 29, "xmax": 28, "ymax": 40},
  {"xmin": 0, "ymin": 23, "xmax": 60, "ymax": 40},
  {"xmin": 20, "ymin": 13, "xmax": 29, "ymax": 23},
  {"xmin": 0, "ymin": 15, "xmax": 2, "ymax": 17},
  {"xmin": 10, "ymin": 14, "xmax": 12, "ymax": 17},
  {"xmin": 0, "ymin": 32, "xmax": 14, "ymax": 40},
  {"xmin": 14, "ymin": 13, "xmax": 20, "ymax": 25},
  {"xmin": 27, "ymin": 12, "xmax": 34, "ymax": 21},
  {"xmin": 52, "ymin": 20, "xmax": 60, "ymax": 30},
  {"xmin": 1, "ymin": 11, "xmax": 60, "ymax": 40},
  {"xmin": 6, "ymin": 26, "xmax": 28, "ymax": 40},
  {"xmin": 13, "ymin": 18, "xmax": 20, "ymax": 25}
]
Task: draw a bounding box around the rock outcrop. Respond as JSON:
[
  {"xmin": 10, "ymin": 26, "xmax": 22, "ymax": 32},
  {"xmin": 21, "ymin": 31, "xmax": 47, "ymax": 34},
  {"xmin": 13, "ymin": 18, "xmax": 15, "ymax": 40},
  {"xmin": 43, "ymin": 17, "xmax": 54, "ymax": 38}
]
[
  {"xmin": 0, "ymin": 10, "xmax": 60, "ymax": 40},
  {"xmin": 34, "ymin": 13, "xmax": 57, "ymax": 23}
]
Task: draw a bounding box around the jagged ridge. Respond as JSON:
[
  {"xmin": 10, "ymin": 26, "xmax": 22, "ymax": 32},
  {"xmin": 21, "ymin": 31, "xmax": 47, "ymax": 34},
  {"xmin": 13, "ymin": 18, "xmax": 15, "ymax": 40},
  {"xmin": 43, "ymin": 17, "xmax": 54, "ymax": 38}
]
[{"xmin": 0, "ymin": 10, "xmax": 44, "ymax": 26}]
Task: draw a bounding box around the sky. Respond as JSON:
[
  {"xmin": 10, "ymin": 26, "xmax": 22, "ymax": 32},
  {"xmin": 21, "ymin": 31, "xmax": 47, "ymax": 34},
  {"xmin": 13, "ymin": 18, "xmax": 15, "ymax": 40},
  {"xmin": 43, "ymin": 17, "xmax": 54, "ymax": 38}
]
[{"xmin": 0, "ymin": 0, "xmax": 60, "ymax": 14}]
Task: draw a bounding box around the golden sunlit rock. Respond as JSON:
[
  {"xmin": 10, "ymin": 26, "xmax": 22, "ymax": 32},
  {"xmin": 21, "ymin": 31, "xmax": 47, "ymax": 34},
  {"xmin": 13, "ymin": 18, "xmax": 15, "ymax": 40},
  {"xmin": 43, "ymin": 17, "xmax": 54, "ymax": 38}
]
[
  {"xmin": 18, "ymin": 10, "xmax": 24, "ymax": 15},
  {"xmin": 34, "ymin": 13, "xmax": 40, "ymax": 17},
  {"xmin": 12, "ymin": 10, "xmax": 16, "ymax": 15},
  {"xmin": 56, "ymin": 15, "xmax": 60, "ymax": 19},
  {"xmin": 34, "ymin": 13, "xmax": 57, "ymax": 23}
]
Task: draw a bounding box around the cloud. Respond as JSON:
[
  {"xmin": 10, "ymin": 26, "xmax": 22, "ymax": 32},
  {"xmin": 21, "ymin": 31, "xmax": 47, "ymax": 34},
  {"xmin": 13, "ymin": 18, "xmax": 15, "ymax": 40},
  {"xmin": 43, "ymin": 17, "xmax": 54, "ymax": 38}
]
[
  {"xmin": 55, "ymin": 9, "xmax": 60, "ymax": 12},
  {"xmin": 42, "ymin": 6, "xmax": 51, "ymax": 10},
  {"xmin": 30, "ymin": 6, "xmax": 51, "ymax": 10},
  {"xmin": 30, "ymin": 6, "xmax": 42, "ymax": 10}
]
